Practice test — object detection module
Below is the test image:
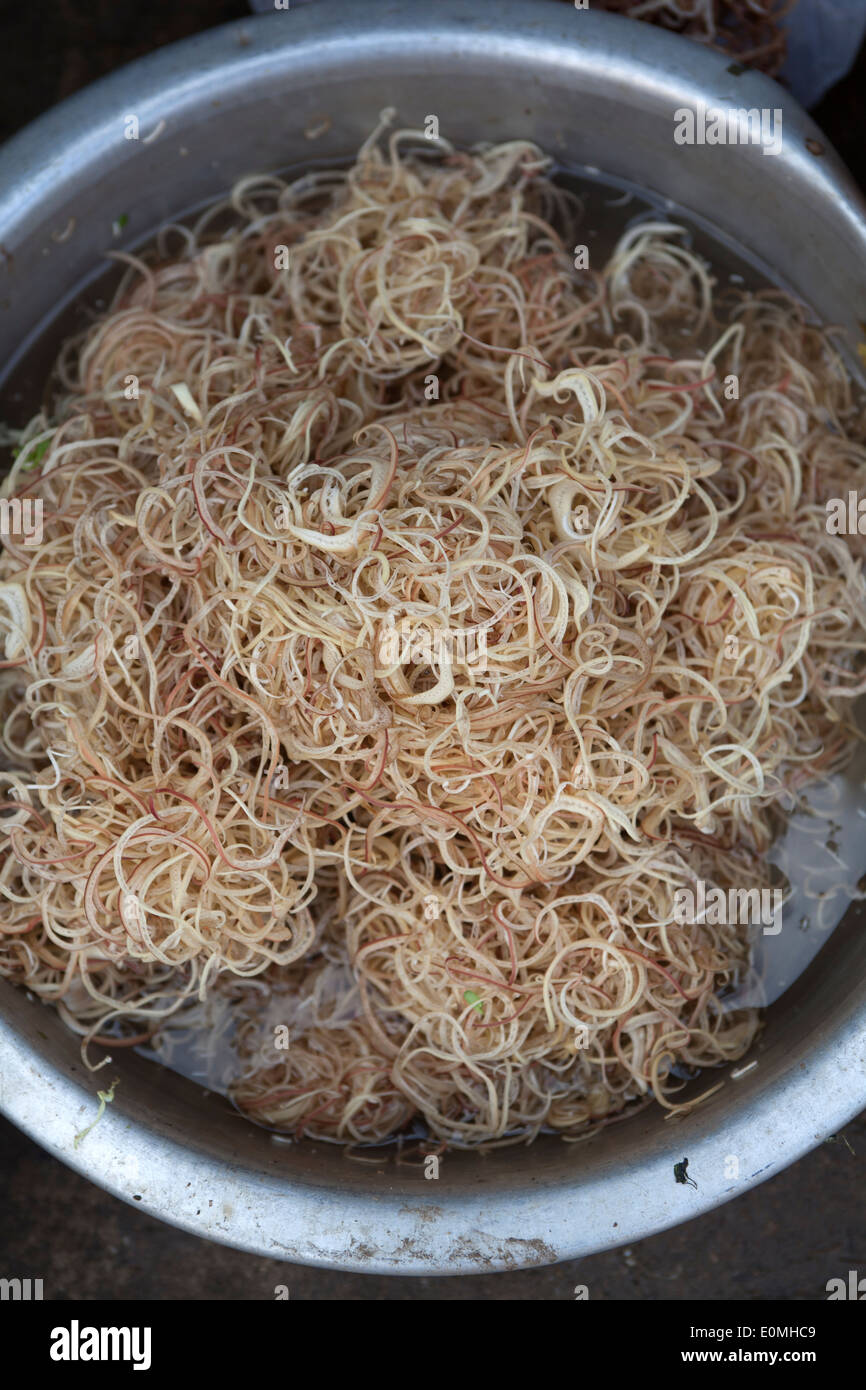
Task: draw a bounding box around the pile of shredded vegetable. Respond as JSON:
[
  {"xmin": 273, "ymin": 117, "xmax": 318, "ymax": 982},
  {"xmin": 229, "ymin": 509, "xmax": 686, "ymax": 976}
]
[{"xmin": 1, "ymin": 116, "xmax": 865, "ymax": 1147}]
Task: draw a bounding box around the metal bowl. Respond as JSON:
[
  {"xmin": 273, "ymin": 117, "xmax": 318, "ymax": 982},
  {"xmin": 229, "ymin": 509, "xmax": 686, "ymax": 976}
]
[{"xmin": 1, "ymin": 0, "xmax": 865, "ymax": 1274}]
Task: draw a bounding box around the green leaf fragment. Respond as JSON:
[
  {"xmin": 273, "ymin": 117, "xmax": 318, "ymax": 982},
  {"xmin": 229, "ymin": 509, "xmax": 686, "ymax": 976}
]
[
  {"xmin": 13, "ymin": 437, "xmax": 50, "ymax": 470},
  {"xmin": 463, "ymin": 989, "xmax": 484, "ymax": 1015}
]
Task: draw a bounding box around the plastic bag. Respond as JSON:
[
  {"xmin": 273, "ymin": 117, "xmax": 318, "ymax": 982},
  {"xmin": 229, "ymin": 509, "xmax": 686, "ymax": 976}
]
[{"xmin": 782, "ymin": 0, "xmax": 866, "ymax": 107}]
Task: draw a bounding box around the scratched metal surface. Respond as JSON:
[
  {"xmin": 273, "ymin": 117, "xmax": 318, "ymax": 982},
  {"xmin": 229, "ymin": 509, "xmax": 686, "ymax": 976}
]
[{"xmin": 1, "ymin": 1108, "xmax": 863, "ymax": 1298}]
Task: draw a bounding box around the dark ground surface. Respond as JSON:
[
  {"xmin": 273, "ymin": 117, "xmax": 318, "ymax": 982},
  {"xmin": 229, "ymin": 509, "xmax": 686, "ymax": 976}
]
[{"xmin": 0, "ymin": 0, "xmax": 864, "ymax": 1300}]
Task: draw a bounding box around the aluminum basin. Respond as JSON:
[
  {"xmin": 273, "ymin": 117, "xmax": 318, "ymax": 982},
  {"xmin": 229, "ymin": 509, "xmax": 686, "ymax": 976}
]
[{"xmin": 0, "ymin": 0, "xmax": 864, "ymax": 1273}]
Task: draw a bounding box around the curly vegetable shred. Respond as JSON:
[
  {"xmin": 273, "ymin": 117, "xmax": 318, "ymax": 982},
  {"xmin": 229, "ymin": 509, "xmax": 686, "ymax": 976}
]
[{"xmin": 1, "ymin": 117, "xmax": 864, "ymax": 1147}]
